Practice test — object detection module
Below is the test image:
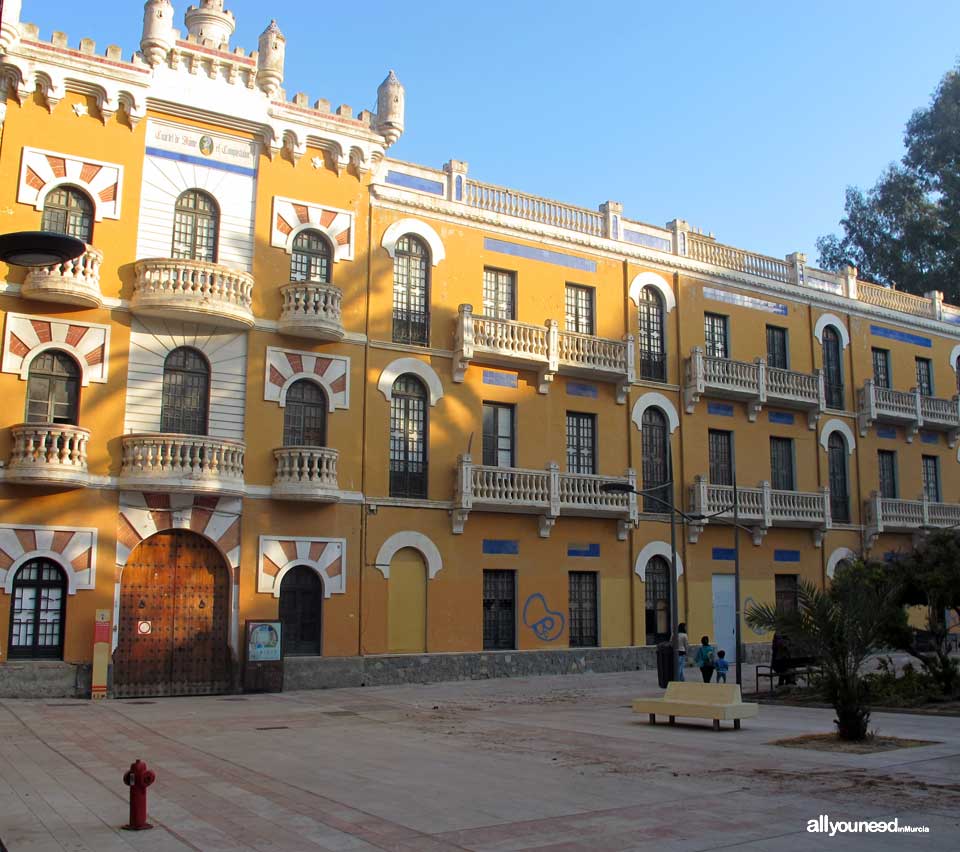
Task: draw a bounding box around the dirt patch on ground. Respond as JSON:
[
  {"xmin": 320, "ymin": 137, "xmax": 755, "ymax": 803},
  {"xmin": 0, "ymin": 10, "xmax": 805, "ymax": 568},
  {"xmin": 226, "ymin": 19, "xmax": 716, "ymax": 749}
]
[{"xmin": 771, "ymin": 733, "xmax": 940, "ymax": 753}]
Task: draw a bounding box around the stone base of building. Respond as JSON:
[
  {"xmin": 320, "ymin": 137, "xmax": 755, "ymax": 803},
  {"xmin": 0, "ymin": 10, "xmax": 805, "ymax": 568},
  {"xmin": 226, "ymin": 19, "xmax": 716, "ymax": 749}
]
[{"xmin": 0, "ymin": 661, "xmax": 92, "ymax": 699}]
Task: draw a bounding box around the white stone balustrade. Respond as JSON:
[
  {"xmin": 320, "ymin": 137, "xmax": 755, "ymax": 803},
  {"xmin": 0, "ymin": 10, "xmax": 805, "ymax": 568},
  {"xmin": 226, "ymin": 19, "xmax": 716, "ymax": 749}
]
[
  {"xmin": 857, "ymin": 281, "xmax": 933, "ymax": 317},
  {"xmin": 453, "ymin": 304, "xmax": 634, "ymax": 401},
  {"xmin": 5, "ymin": 423, "xmax": 91, "ymax": 487},
  {"xmin": 865, "ymin": 492, "xmax": 960, "ymax": 546},
  {"xmin": 278, "ymin": 281, "xmax": 345, "ymax": 340},
  {"xmin": 687, "ymin": 234, "xmax": 791, "ymax": 283},
  {"xmin": 453, "ymin": 454, "xmax": 637, "ymax": 538},
  {"xmin": 21, "ymin": 245, "xmax": 104, "ymax": 307},
  {"xmin": 462, "ymin": 179, "xmax": 604, "ymax": 236},
  {"xmin": 857, "ymin": 379, "xmax": 960, "ymax": 446},
  {"xmin": 684, "ymin": 348, "xmax": 824, "ymax": 427},
  {"xmin": 687, "ymin": 476, "xmax": 831, "ymax": 546},
  {"xmin": 119, "ymin": 433, "xmax": 245, "ymax": 495},
  {"xmin": 272, "ymin": 446, "xmax": 340, "ymax": 502},
  {"xmin": 132, "ymin": 258, "xmax": 255, "ymax": 329}
]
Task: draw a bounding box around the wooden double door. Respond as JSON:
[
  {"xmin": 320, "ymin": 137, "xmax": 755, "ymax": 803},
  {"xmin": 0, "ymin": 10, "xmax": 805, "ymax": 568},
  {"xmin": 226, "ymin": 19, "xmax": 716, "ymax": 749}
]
[{"xmin": 114, "ymin": 530, "xmax": 231, "ymax": 697}]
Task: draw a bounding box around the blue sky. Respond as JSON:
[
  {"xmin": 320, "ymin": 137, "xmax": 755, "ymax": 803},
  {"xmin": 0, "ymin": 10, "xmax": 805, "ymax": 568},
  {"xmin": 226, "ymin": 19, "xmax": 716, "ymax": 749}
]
[{"xmin": 21, "ymin": 1, "xmax": 960, "ymax": 263}]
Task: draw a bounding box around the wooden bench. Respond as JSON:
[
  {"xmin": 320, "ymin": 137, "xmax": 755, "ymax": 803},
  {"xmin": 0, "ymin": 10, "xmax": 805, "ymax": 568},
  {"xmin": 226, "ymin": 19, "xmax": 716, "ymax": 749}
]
[{"xmin": 632, "ymin": 682, "xmax": 759, "ymax": 731}]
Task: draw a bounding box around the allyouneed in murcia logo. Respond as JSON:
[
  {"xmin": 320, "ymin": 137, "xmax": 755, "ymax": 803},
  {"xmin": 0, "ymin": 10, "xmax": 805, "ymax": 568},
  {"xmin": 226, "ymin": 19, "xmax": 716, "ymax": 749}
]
[{"xmin": 807, "ymin": 815, "xmax": 930, "ymax": 836}]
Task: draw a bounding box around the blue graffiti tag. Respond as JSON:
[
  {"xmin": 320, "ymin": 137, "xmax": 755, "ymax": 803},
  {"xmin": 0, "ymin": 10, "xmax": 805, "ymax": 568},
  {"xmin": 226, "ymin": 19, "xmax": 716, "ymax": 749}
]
[{"xmin": 522, "ymin": 593, "xmax": 565, "ymax": 641}]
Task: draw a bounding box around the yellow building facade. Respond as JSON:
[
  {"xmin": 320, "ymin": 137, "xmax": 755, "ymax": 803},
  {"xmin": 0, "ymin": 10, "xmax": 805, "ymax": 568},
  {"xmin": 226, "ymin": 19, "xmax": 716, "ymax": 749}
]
[{"xmin": 1, "ymin": 1, "xmax": 958, "ymax": 697}]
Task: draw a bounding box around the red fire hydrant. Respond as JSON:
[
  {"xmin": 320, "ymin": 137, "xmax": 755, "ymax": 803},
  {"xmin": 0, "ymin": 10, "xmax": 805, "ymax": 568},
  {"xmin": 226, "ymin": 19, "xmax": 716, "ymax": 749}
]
[{"xmin": 122, "ymin": 759, "xmax": 156, "ymax": 831}]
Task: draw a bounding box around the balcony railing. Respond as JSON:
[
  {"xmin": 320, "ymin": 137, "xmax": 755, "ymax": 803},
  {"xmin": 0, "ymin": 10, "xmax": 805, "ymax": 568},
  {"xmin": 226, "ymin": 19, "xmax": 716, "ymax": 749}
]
[
  {"xmin": 21, "ymin": 245, "xmax": 104, "ymax": 307},
  {"xmin": 5, "ymin": 423, "xmax": 90, "ymax": 487},
  {"xmin": 857, "ymin": 380, "xmax": 960, "ymax": 446},
  {"xmin": 278, "ymin": 281, "xmax": 344, "ymax": 340},
  {"xmin": 865, "ymin": 492, "xmax": 960, "ymax": 546},
  {"xmin": 684, "ymin": 348, "xmax": 824, "ymax": 427},
  {"xmin": 463, "ymin": 179, "xmax": 605, "ymax": 236},
  {"xmin": 131, "ymin": 258, "xmax": 255, "ymax": 329},
  {"xmin": 687, "ymin": 476, "xmax": 831, "ymax": 546},
  {"xmin": 687, "ymin": 234, "xmax": 791, "ymax": 283},
  {"xmin": 272, "ymin": 446, "xmax": 340, "ymax": 501},
  {"xmin": 452, "ymin": 454, "xmax": 637, "ymax": 538},
  {"xmin": 453, "ymin": 305, "xmax": 635, "ymax": 401},
  {"xmin": 119, "ymin": 433, "xmax": 245, "ymax": 495}
]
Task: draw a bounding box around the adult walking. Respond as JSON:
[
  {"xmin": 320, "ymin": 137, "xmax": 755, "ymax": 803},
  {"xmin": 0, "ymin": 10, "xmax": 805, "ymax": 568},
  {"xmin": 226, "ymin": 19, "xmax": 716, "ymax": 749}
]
[
  {"xmin": 694, "ymin": 635, "xmax": 716, "ymax": 683},
  {"xmin": 672, "ymin": 622, "xmax": 689, "ymax": 681}
]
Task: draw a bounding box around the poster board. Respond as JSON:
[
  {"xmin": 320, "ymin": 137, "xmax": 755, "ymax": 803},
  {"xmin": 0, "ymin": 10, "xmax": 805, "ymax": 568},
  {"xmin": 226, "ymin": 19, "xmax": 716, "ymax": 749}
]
[{"xmin": 243, "ymin": 620, "xmax": 284, "ymax": 692}]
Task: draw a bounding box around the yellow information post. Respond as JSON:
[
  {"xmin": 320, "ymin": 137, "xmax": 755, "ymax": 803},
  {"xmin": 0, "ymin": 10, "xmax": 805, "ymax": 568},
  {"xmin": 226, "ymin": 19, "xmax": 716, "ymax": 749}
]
[{"xmin": 92, "ymin": 609, "xmax": 111, "ymax": 700}]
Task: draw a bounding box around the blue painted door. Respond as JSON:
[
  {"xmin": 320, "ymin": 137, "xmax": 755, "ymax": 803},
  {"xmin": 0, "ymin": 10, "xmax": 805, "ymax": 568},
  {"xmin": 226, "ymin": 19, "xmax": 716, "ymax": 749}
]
[{"xmin": 712, "ymin": 574, "xmax": 736, "ymax": 663}]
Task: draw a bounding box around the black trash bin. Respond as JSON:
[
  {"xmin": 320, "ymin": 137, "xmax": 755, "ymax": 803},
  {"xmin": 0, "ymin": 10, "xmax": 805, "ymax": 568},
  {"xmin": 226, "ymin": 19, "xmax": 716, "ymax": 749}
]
[{"xmin": 656, "ymin": 641, "xmax": 675, "ymax": 688}]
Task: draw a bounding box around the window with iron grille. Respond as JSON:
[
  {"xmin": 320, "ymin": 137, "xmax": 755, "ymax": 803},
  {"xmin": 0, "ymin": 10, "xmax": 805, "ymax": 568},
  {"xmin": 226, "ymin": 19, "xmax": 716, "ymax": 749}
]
[
  {"xmin": 872, "ymin": 348, "xmax": 891, "ymax": 389},
  {"xmin": 160, "ymin": 347, "xmax": 209, "ymax": 436},
  {"xmin": 709, "ymin": 429, "xmax": 734, "ymax": 486},
  {"xmin": 389, "ymin": 374, "xmax": 428, "ymax": 498},
  {"xmin": 775, "ymin": 574, "xmax": 799, "ymax": 614},
  {"xmin": 41, "ymin": 186, "xmax": 93, "ymax": 243},
  {"xmin": 916, "ymin": 358, "xmax": 934, "ymax": 397},
  {"xmin": 172, "ymin": 189, "xmax": 218, "ymax": 262},
  {"xmin": 922, "ymin": 455, "xmax": 941, "ymax": 503},
  {"xmin": 704, "ymin": 313, "xmax": 729, "ymax": 359},
  {"xmin": 769, "ymin": 437, "xmax": 795, "ymax": 491},
  {"xmin": 828, "ymin": 432, "xmax": 849, "ymax": 522},
  {"xmin": 483, "ymin": 570, "xmax": 515, "ymax": 650},
  {"xmin": 568, "ymin": 572, "xmax": 598, "ymax": 647},
  {"xmin": 482, "ymin": 402, "xmax": 514, "ymax": 467},
  {"xmin": 8, "ymin": 559, "xmax": 66, "ymax": 660},
  {"xmin": 26, "ymin": 350, "xmax": 79, "ymax": 425},
  {"xmin": 644, "ymin": 556, "xmax": 671, "ymax": 644},
  {"xmin": 566, "ymin": 412, "xmax": 596, "ymax": 475},
  {"xmin": 638, "ymin": 286, "xmax": 666, "ymax": 381},
  {"xmin": 878, "ymin": 450, "xmax": 898, "ymax": 499},
  {"xmin": 290, "ymin": 230, "xmax": 332, "ymax": 283},
  {"xmin": 565, "ymin": 284, "xmax": 594, "ymax": 335},
  {"xmin": 283, "ymin": 380, "xmax": 327, "ymax": 446},
  {"xmin": 392, "ymin": 235, "xmax": 430, "ymax": 345},
  {"xmin": 641, "ymin": 407, "xmax": 671, "ymax": 513},
  {"xmin": 766, "ymin": 325, "xmax": 788, "ymax": 370},
  {"xmin": 482, "ymin": 268, "xmax": 516, "ymax": 320},
  {"xmin": 822, "ymin": 326, "xmax": 844, "ymax": 409}
]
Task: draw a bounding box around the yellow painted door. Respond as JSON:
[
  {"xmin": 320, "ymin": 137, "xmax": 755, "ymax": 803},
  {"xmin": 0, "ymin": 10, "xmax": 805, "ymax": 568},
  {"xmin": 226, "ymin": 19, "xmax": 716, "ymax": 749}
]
[{"xmin": 388, "ymin": 548, "xmax": 427, "ymax": 653}]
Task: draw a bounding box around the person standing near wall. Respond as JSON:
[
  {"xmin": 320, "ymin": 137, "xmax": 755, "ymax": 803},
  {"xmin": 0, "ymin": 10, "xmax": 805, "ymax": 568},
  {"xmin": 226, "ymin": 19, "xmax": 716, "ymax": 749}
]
[{"xmin": 672, "ymin": 622, "xmax": 689, "ymax": 681}]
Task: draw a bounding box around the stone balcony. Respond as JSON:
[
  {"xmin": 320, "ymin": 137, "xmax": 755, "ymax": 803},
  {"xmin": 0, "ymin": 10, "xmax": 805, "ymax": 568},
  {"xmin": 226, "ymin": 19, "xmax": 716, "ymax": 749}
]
[
  {"xmin": 119, "ymin": 433, "xmax": 245, "ymax": 495},
  {"xmin": 453, "ymin": 305, "xmax": 635, "ymax": 402},
  {"xmin": 278, "ymin": 281, "xmax": 345, "ymax": 341},
  {"xmin": 452, "ymin": 454, "xmax": 637, "ymax": 538},
  {"xmin": 131, "ymin": 258, "xmax": 255, "ymax": 329},
  {"xmin": 865, "ymin": 493, "xmax": 960, "ymax": 546},
  {"xmin": 687, "ymin": 476, "xmax": 831, "ymax": 546},
  {"xmin": 857, "ymin": 380, "xmax": 960, "ymax": 446},
  {"xmin": 272, "ymin": 446, "xmax": 340, "ymax": 502},
  {"xmin": 684, "ymin": 348, "xmax": 825, "ymax": 427},
  {"xmin": 21, "ymin": 245, "xmax": 104, "ymax": 307},
  {"xmin": 5, "ymin": 423, "xmax": 91, "ymax": 487}
]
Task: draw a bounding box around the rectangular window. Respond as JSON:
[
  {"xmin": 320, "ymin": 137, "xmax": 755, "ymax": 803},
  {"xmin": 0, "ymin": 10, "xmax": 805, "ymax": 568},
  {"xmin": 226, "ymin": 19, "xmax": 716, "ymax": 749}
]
[
  {"xmin": 566, "ymin": 412, "xmax": 597, "ymax": 475},
  {"xmin": 878, "ymin": 450, "xmax": 898, "ymax": 499},
  {"xmin": 708, "ymin": 429, "xmax": 734, "ymax": 486},
  {"xmin": 769, "ymin": 437, "xmax": 795, "ymax": 491},
  {"xmin": 565, "ymin": 284, "xmax": 595, "ymax": 335},
  {"xmin": 482, "ymin": 403, "xmax": 515, "ymax": 468},
  {"xmin": 775, "ymin": 575, "xmax": 799, "ymax": 614},
  {"xmin": 872, "ymin": 348, "xmax": 891, "ymax": 389},
  {"xmin": 766, "ymin": 325, "xmax": 788, "ymax": 370},
  {"xmin": 482, "ymin": 268, "xmax": 516, "ymax": 320},
  {"xmin": 483, "ymin": 570, "xmax": 515, "ymax": 650},
  {"xmin": 922, "ymin": 455, "xmax": 941, "ymax": 503},
  {"xmin": 704, "ymin": 313, "xmax": 729, "ymax": 359},
  {"xmin": 916, "ymin": 358, "xmax": 934, "ymax": 396},
  {"xmin": 568, "ymin": 572, "xmax": 598, "ymax": 648}
]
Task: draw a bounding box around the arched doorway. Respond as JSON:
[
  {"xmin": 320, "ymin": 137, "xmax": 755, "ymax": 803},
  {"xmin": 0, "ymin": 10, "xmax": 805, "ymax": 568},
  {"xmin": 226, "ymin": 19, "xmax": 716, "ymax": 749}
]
[
  {"xmin": 114, "ymin": 530, "xmax": 230, "ymax": 697},
  {"xmin": 279, "ymin": 565, "xmax": 323, "ymax": 655},
  {"xmin": 388, "ymin": 548, "xmax": 427, "ymax": 653}
]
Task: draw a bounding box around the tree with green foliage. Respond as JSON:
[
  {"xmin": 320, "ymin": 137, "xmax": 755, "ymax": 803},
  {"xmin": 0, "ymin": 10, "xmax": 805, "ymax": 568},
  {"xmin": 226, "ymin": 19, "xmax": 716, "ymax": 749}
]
[{"xmin": 817, "ymin": 65, "xmax": 960, "ymax": 301}]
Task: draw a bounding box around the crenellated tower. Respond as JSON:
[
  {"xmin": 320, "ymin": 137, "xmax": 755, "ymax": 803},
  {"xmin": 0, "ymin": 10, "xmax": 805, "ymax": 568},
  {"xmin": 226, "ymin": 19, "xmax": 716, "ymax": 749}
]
[
  {"xmin": 184, "ymin": 0, "xmax": 236, "ymax": 49},
  {"xmin": 256, "ymin": 20, "xmax": 286, "ymax": 100},
  {"xmin": 375, "ymin": 69, "xmax": 404, "ymax": 147},
  {"xmin": 140, "ymin": 0, "xmax": 176, "ymax": 66}
]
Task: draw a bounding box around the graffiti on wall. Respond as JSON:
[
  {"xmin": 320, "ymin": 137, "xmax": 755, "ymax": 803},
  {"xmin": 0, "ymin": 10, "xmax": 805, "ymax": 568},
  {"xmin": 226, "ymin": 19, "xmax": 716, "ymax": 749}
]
[{"xmin": 523, "ymin": 593, "xmax": 565, "ymax": 641}]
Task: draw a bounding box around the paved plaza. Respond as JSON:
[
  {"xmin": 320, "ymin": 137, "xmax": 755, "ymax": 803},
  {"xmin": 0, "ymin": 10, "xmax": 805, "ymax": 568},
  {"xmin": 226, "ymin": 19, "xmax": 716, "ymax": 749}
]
[{"xmin": 0, "ymin": 667, "xmax": 957, "ymax": 851}]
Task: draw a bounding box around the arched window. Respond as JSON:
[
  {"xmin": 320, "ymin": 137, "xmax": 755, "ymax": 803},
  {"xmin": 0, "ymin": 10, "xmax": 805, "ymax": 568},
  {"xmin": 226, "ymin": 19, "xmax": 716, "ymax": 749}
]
[
  {"xmin": 160, "ymin": 347, "xmax": 209, "ymax": 435},
  {"xmin": 644, "ymin": 556, "xmax": 671, "ymax": 645},
  {"xmin": 172, "ymin": 189, "xmax": 219, "ymax": 262},
  {"xmin": 638, "ymin": 286, "xmax": 666, "ymax": 381},
  {"xmin": 26, "ymin": 350, "xmax": 80, "ymax": 425},
  {"xmin": 641, "ymin": 407, "xmax": 671, "ymax": 513},
  {"xmin": 8, "ymin": 558, "xmax": 67, "ymax": 659},
  {"xmin": 828, "ymin": 432, "xmax": 850, "ymax": 523},
  {"xmin": 41, "ymin": 186, "xmax": 93, "ymax": 244},
  {"xmin": 389, "ymin": 374, "xmax": 428, "ymax": 498},
  {"xmin": 822, "ymin": 326, "xmax": 844, "ymax": 409},
  {"xmin": 392, "ymin": 235, "xmax": 430, "ymax": 346},
  {"xmin": 279, "ymin": 565, "xmax": 323, "ymax": 656},
  {"xmin": 283, "ymin": 380, "xmax": 327, "ymax": 446},
  {"xmin": 291, "ymin": 230, "xmax": 332, "ymax": 283}
]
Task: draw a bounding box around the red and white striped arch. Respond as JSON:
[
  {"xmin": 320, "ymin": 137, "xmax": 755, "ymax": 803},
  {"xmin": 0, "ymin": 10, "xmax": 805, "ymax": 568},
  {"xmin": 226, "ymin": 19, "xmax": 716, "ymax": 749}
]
[
  {"xmin": 271, "ymin": 196, "xmax": 354, "ymax": 262},
  {"xmin": 257, "ymin": 536, "xmax": 346, "ymax": 598},
  {"xmin": 19, "ymin": 147, "xmax": 123, "ymax": 221},
  {"xmin": 0, "ymin": 524, "xmax": 97, "ymax": 595},
  {"xmin": 264, "ymin": 346, "xmax": 350, "ymax": 411},
  {"xmin": 2, "ymin": 313, "xmax": 110, "ymax": 385}
]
